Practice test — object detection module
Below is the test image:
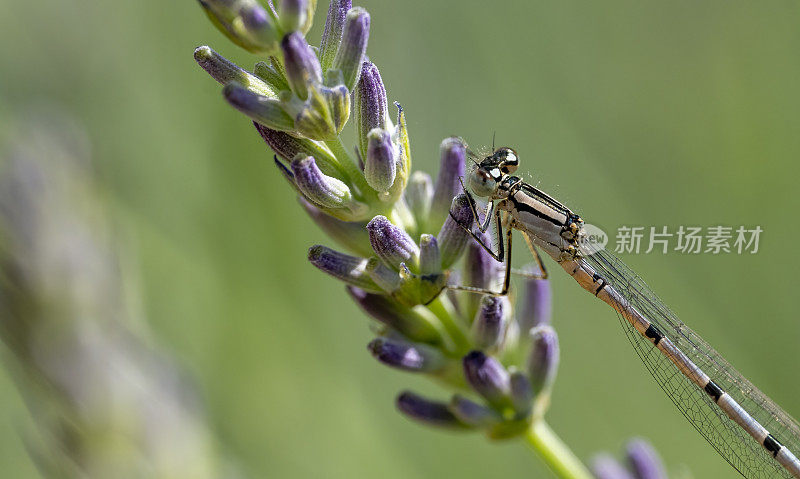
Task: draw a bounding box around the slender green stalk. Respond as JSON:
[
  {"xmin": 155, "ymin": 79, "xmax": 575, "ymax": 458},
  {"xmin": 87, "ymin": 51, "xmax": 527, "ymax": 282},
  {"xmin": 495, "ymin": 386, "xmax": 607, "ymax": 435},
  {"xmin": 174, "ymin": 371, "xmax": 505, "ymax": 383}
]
[
  {"xmin": 325, "ymin": 136, "xmax": 373, "ymax": 200},
  {"xmin": 524, "ymin": 420, "xmax": 593, "ymax": 479},
  {"xmin": 426, "ymin": 295, "xmax": 470, "ymax": 355}
]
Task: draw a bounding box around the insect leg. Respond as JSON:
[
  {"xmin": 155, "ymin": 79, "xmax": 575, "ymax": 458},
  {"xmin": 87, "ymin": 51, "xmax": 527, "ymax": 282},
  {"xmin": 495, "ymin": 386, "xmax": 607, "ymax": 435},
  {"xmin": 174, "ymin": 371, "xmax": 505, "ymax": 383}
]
[
  {"xmin": 447, "ymin": 208, "xmax": 512, "ymax": 296},
  {"xmin": 512, "ymin": 230, "xmax": 549, "ymax": 280},
  {"xmin": 458, "ymin": 177, "xmax": 494, "ymax": 233}
]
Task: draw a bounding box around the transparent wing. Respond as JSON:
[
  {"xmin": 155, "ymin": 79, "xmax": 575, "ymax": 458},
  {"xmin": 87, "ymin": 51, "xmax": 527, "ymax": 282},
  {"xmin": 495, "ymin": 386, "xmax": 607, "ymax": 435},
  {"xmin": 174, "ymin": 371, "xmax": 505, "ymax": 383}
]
[{"xmin": 584, "ymin": 249, "xmax": 800, "ymax": 479}]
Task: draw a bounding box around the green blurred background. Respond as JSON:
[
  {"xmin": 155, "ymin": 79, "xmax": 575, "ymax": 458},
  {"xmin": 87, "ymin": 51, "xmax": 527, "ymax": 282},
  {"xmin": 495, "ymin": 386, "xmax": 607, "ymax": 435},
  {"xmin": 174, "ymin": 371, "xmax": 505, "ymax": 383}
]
[{"xmin": 1, "ymin": 1, "xmax": 799, "ymax": 477}]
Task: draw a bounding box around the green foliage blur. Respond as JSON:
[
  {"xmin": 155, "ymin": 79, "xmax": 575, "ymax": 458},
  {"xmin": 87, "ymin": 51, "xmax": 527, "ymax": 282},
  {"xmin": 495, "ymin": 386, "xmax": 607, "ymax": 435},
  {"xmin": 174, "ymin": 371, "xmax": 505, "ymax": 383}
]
[{"xmin": 1, "ymin": 1, "xmax": 799, "ymax": 477}]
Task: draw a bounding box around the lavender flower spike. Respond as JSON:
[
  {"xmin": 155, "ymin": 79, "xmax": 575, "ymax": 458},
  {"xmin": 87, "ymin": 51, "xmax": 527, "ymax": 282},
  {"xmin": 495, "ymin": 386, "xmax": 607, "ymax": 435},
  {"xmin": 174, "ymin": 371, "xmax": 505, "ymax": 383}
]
[
  {"xmin": 355, "ymin": 62, "xmax": 389, "ymax": 157},
  {"xmin": 307, "ymin": 245, "xmax": 380, "ymax": 292},
  {"xmin": 437, "ymin": 194, "xmax": 473, "ymax": 269},
  {"xmin": 462, "ymin": 351, "xmax": 511, "ymax": 407},
  {"xmin": 223, "ymin": 82, "xmax": 295, "ymax": 132},
  {"xmin": 318, "ymin": 0, "xmax": 352, "ymax": 71},
  {"xmin": 364, "ymin": 128, "xmax": 397, "ymax": 192},
  {"xmin": 367, "ymin": 215, "xmax": 419, "ymax": 270},
  {"xmin": 194, "ymin": 46, "xmax": 276, "ymax": 97},
  {"xmin": 291, "ymin": 154, "xmax": 363, "ymax": 216},
  {"xmin": 396, "ymin": 391, "xmax": 465, "ymax": 429},
  {"xmin": 431, "ymin": 137, "xmax": 467, "ymax": 226},
  {"xmin": 281, "ymin": 32, "xmax": 322, "ymax": 100},
  {"xmin": 333, "ymin": 7, "xmax": 370, "ymax": 91},
  {"xmin": 471, "ymin": 296, "xmax": 509, "ymax": 351},
  {"xmin": 527, "ymin": 326, "xmax": 560, "ymax": 395},
  {"xmin": 626, "ymin": 438, "xmax": 667, "ymax": 479},
  {"xmin": 367, "ymin": 338, "xmax": 444, "ymax": 372}
]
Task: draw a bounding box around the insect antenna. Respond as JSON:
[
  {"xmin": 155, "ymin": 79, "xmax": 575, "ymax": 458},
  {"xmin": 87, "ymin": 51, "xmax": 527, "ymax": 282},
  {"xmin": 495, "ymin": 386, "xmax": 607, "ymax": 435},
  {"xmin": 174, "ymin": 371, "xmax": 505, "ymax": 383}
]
[{"xmin": 465, "ymin": 148, "xmax": 481, "ymax": 167}]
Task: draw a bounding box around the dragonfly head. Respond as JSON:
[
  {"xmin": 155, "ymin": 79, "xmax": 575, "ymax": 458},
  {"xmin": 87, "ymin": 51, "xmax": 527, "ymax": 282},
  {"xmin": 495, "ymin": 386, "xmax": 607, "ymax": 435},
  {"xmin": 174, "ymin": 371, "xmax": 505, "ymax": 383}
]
[{"xmin": 469, "ymin": 146, "xmax": 519, "ymax": 198}]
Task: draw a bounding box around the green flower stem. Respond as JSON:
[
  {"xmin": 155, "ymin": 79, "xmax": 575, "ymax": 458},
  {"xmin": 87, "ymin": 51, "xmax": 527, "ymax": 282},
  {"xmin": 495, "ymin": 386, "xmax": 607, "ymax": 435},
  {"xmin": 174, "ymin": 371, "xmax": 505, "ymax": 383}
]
[
  {"xmin": 524, "ymin": 420, "xmax": 592, "ymax": 479},
  {"xmin": 426, "ymin": 295, "xmax": 469, "ymax": 355},
  {"xmin": 324, "ymin": 137, "xmax": 374, "ymax": 201}
]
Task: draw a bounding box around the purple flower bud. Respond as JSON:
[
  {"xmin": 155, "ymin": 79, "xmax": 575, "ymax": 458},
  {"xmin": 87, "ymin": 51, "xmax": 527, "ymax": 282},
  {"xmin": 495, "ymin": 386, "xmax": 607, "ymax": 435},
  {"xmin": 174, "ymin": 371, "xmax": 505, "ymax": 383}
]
[
  {"xmin": 405, "ymin": 172, "xmax": 433, "ymax": 229},
  {"xmin": 461, "ymin": 231, "xmax": 504, "ymax": 320},
  {"xmin": 254, "ymin": 123, "xmax": 338, "ymax": 173},
  {"xmin": 223, "ymin": 82, "xmax": 295, "ymax": 131},
  {"xmin": 198, "ymin": 0, "xmax": 278, "ymax": 54},
  {"xmin": 396, "ymin": 391, "xmax": 465, "ymax": 429},
  {"xmin": 466, "ymin": 230, "xmax": 504, "ymax": 291},
  {"xmin": 471, "ymin": 296, "xmax": 509, "ymax": 351},
  {"xmin": 367, "ymin": 216, "xmax": 419, "ymax": 270},
  {"xmin": 298, "ymin": 197, "xmax": 373, "ymax": 257},
  {"xmin": 592, "ymin": 455, "xmax": 635, "ymax": 479},
  {"xmin": 626, "ymin": 439, "xmax": 667, "ymax": 479},
  {"xmin": 449, "ymin": 394, "xmax": 500, "ymax": 427},
  {"xmin": 509, "ymin": 371, "xmax": 533, "ymax": 414},
  {"xmin": 364, "ymin": 128, "xmax": 397, "ymax": 192},
  {"xmin": 419, "ymin": 234, "xmax": 441, "ymax": 275},
  {"xmin": 355, "ymin": 62, "xmax": 389, "ymax": 157},
  {"xmin": 276, "ymin": 0, "xmax": 308, "ymax": 33},
  {"xmin": 274, "ymin": 156, "xmax": 299, "ymax": 193},
  {"xmin": 281, "ymin": 32, "xmax": 322, "ymax": 100},
  {"xmin": 291, "ymin": 154, "xmax": 353, "ymax": 209},
  {"xmin": 346, "ymin": 286, "xmax": 441, "ymax": 343},
  {"xmin": 194, "ymin": 46, "xmax": 276, "ymax": 97},
  {"xmin": 462, "ymin": 351, "xmax": 510, "ymax": 406},
  {"xmin": 517, "ymin": 263, "xmax": 552, "ymax": 331},
  {"xmin": 333, "ymin": 8, "xmax": 370, "ymax": 91},
  {"xmin": 240, "ymin": 3, "xmax": 278, "ymax": 46},
  {"xmin": 319, "ymin": 0, "xmax": 352, "ymax": 71},
  {"xmin": 437, "ymin": 194, "xmax": 473, "ymax": 269},
  {"xmin": 307, "ymin": 245, "xmax": 380, "ymax": 292},
  {"xmin": 527, "ymin": 326, "xmax": 559, "ymax": 395},
  {"xmin": 431, "ymin": 137, "xmax": 467, "ymax": 226},
  {"xmin": 367, "ymin": 338, "xmax": 443, "ymax": 372}
]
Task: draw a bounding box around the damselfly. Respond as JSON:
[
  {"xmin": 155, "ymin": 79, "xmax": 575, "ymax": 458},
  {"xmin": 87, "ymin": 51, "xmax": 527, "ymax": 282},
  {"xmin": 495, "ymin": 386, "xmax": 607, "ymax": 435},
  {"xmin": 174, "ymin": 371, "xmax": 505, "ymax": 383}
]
[{"xmin": 451, "ymin": 146, "xmax": 800, "ymax": 479}]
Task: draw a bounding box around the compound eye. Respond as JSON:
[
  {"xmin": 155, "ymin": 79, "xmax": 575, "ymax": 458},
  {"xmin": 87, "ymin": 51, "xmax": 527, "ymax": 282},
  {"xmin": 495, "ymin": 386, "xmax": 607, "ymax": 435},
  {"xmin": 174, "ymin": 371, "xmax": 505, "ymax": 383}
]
[
  {"xmin": 468, "ymin": 169, "xmax": 497, "ymax": 197},
  {"xmin": 499, "ymin": 147, "xmax": 519, "ymax": 173}
]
